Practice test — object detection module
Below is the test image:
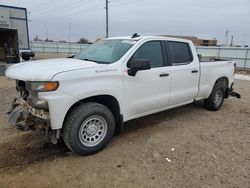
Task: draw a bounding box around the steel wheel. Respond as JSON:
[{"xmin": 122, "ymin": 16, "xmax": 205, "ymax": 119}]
[
  {"xmin": 204, "ymin": 79, "xmax": 226, "ymax": 111},
  {"xmin": 214, "ymin": 89, "xmax": 223, "ymax": 107},
  {"xmin": 79, "ymin": 115, "xmax": 108, "ymax": 147}
]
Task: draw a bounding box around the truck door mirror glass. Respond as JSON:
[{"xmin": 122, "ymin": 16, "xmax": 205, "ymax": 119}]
[{"xmin": 128, "ymin": 59, "xmax": 151, "ymax": 76}]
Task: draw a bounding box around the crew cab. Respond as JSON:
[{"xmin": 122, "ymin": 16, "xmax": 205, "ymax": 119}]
[{"xmin": 5, "ymin": 35, "xmax": 240, "ymax": 155}]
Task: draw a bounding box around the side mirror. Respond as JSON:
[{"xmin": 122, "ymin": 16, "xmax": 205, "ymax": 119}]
[{"xmin": 128, "ymin": 59, "xmax": 151, "ymax": 76}]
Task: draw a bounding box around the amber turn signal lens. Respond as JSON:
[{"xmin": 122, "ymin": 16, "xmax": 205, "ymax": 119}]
[{"xmin": 44, "ymin": 82, "xmax": 59, "ymax": 91}]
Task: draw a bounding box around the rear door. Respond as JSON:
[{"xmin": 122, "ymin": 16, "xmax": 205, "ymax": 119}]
[
  {"xmin": 124, "ymin": 40, "xmax": 171, "ymax": 119},
  {"xmin": 166, "ymin": 41, "xmax": 199, "ymax": 106}
]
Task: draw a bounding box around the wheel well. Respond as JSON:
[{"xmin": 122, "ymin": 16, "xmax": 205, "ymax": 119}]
[
  {"xmin": 215, "ymin": 77, "xmax": 229, "ymax": 88},
  {"xmin": 214, "ymin": 77, "xmax": 229, "ymax": 98},
  {"xmin": 63, "ymin": 95, "xmax": 123, "ymax": 134}
]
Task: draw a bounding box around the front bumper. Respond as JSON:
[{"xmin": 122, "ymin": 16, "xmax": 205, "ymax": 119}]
[{"xmin": 8, "ymin": 98, "xmax": 49, "ymax": 130}]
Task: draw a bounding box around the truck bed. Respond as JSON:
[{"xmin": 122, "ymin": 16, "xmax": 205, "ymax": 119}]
[
  {"xmin": 196, "ymin": 59, "xmax": 235, "ymax": 100},
  {"xmin": 199, "ymin": 56, "xmax": 232, "ymax": 63}
]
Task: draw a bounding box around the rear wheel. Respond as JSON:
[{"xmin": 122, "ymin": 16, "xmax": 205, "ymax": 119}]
[
  {"xmin": 204, "ymin": 81, "xmax": 226, "ymax": 111},
  {"xmin": 63, "ymin": 102, "xmax": 115, "ymax": 155}
]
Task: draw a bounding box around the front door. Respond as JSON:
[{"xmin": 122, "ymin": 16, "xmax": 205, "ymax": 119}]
[{"xmin": 124, "ymin": 41, "xmax": 171, "ymax": 119}]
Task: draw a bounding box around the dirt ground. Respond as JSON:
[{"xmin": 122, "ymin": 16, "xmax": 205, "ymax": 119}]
[{"xmin": 0, "ymin": 75, "xmax": 250, "ymax": 187}]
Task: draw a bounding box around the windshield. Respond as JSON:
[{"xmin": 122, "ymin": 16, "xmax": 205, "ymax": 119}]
[{"xmin": 74, "ymin": 39, "xmax": 136, "ymax": 64}]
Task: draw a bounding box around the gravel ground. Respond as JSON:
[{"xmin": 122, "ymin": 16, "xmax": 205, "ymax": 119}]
[{"xmin": 0, "ymin": 75, "xmax": 249, "ymax": 187}]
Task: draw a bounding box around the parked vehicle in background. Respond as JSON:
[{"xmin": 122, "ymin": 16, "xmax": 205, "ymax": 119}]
[
  {"xmin": 0, "ymin": 5, "xmax": 34, "ymax": 65},
  {"xmin": 5, "ymin": 34, "xmax": 240, "ymax": 156}
]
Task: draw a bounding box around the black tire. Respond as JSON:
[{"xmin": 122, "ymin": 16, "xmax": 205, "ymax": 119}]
[
  {"xmin": 22, "ymin": 55, "xmax": 30, "ymax": 61},
  {"xmin": 63, "ymin": 102, "xmax": 115, "ymax": 155},
  {"xmin": 204, "ymin": 81, "xmax": 226, "ymax": 111}
]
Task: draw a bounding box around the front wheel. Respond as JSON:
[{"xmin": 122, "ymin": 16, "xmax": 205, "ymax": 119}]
[
  {"xmin": 204, "ymin": 82, "xmax": 225, "ymax": 111},
  {"xmin": 63, "ymin": 102, "xmax": 115, "ymax": 155}
]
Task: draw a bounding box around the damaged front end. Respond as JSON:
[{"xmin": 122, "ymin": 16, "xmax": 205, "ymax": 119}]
[
  {"xmin": 8, "ymin": 97, "xmax": 49, "ymax": 130},
  {"xmin": 7, "ymin": 80, "xmax": 60, "ymax": 144}
]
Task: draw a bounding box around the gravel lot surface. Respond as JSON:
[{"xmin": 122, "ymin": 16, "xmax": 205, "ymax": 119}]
[{"xmin": 0, "ymin": 63, "xmax": 249, "ymax": 187}]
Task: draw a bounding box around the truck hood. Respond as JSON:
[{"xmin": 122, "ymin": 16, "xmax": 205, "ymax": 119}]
[{"xmin": 5, "ymin": 58, "xmax": 104, "ymax": 81}]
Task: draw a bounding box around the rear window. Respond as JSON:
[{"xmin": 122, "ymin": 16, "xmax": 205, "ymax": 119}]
[{"xmin": 168, "ymin": 41, "xmax": 193, "ymax": 65}]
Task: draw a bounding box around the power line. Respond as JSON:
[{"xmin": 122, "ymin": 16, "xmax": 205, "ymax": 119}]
[
  {"xmin": 31, "ymin": 0, "xmax": 86, "ymax": 16},
  {"xmin": 110, "ymin": 0, "xmax": 141, "ymax": 7},
  {"xmin": 29, "ymin": 0, "xmax": 143, "ymax": 39},
  {"xmin": 46, "ymin": 3, "xmax": 104, "ymax": 21},
  {"xmin": 53, "ymin": 0, "xmax": 85, "ymax": 14},
  {"xmin": 105, "ymin": 0, "xmax": 142, "ymax": 38},
  {"xmin": 30, "ymin": 1, "xmax": 103, "ymax": 20},
  {"xmin": 29, "ymin": 0, "xmax": 58, "ymax": 10}
]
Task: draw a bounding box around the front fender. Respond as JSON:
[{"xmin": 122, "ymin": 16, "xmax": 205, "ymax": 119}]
[{"xmin": 39, "ymin": 89, "xmax": 124, "ymax": 130}]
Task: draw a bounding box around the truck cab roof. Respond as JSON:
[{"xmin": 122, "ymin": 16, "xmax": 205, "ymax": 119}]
[{"xmin": 107, "ymin": 35, "xmax": 192, "ymax": 44}]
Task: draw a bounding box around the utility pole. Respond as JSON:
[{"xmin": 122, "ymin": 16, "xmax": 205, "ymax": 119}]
[
  {"xmin": 242, "ymin": 34, "xmax": 246, "ymax": 47},
  {"xmin": 68, "ymin": 23, "xmax": 72, "ymax": 55},
  {"xmin": 45, "ymin": 24, "xmax": 48, "ymax": 40},
  {"xmin": 224, "ymin": 28, "xmax": 229, "ymax": 46},
  {"xmin": 68, "ymin": 23, "xmax": 71, "ymax": 43},
  {"xmin": 105, "ymin": 0, "xmax": 109, "ymax": 38},
  {"xmin": 230, "ymin": 35, "xmax": 234, "ymax": 47}
]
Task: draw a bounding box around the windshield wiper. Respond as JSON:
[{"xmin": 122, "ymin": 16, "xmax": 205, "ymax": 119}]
[
  {"xmin": 82, "ymin": 58, "xmax": 98, "ymax": 63},
  {"xmin": 82, "ymin": 58, "xmax": 109, "ymax": 64}
]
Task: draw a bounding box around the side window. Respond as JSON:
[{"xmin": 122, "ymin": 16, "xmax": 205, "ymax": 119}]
[
  {"xmin": 132, "ymin": 41, "xmax": 164, "ymax": 68},
  {"xmin": 168, "ymin": 41, "xmax": 193, "ymax": 65}
]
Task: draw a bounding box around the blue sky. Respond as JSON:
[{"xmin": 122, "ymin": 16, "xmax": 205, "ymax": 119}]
[{"xmin": 0, "ymin": 0, "xmax": 249, "ymax": 45}]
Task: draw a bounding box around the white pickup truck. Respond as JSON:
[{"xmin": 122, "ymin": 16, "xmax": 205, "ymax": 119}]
[{"xmin": 6, "ymin": 35, "xmax": 240, "ymax": 155}]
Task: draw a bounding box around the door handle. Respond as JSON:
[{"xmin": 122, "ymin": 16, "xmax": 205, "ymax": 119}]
[
  {"xmin": 159, "ymin": 73, "xmax": 169, "ymax": 77},
  {"xmin": 191, "ymin": 70, "xmax": 199, "ymax": 73}
]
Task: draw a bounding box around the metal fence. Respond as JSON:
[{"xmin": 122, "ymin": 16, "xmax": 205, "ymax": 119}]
[
  {"xmin": 30, "ymin": 41, "xmax": 89, "ymax": 54},
  {"xmin": 30, "ymin": 41, "xmax": 250, "ymax": 69},
  {"xmin": 196, "ymin": 46, "xmax": 250, "ymax": 69}
]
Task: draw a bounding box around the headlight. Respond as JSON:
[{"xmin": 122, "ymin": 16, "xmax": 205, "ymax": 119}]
[{"xmin": 28, "ymin": 81, "xmax": 59, "ymax": 92}]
